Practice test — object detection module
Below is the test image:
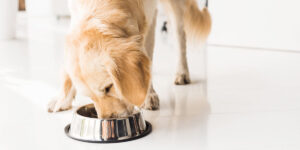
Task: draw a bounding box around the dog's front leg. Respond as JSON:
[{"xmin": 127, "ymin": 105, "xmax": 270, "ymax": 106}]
[
  {"xmin": 48, "ymin": 72, "xmax": 76, "ymax": 112},
  {"xmin": 142, "ymin": 11, "xmax": 160, "ymax": 110}
]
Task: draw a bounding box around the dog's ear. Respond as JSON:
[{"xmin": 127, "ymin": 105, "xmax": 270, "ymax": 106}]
[{"xmin": 106, "ymin": 37, "xmax": 151, "ymax": 106}]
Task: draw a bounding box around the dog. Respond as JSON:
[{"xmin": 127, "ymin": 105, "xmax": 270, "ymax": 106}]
[{"xmin": 48, "ymin": 0, "xmax": 211, "ymax": 118}]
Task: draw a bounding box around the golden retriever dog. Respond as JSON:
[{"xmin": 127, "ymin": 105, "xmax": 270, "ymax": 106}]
[{"xmin": 48, "ymin": 0, "xmax": 211, "ymax": 118}]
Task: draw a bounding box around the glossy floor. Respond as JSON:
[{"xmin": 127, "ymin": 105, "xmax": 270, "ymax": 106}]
[{"xmin": 0, "ymin": 13, "xmax": 300, "ymax": 150}]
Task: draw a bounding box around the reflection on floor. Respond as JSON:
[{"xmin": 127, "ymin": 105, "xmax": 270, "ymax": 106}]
[{"xmin": 0, "ymin": 13, "xmax": 300, "ymax": 150}]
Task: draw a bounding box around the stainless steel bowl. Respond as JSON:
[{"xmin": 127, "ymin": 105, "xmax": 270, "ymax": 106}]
[{"xmin": 64, "ymin": 104, "xmax": 152, "ymax": 143}]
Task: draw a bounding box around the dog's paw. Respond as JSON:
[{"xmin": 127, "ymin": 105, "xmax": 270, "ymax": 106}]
[
  {"xmin": 174, "ymin": 73, "xmax": 191, "ymax": 85},
  {"xmin": 47, "ymin": 98, "xmax": 72, "ymax": 113},
  {"xmin": 142, "ymin": 91, "xmax": 160, "ymax": 110}
]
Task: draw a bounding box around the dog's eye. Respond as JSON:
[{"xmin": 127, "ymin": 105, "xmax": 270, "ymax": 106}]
[{"xmin": 104, "ymin": 84, "xmax": 113, "ymax": 94}]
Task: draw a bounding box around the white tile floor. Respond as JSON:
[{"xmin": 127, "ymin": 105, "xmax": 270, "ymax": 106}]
[{"xmin": 0, "ymin": 13, "xmax": 300, "ymax": 150}]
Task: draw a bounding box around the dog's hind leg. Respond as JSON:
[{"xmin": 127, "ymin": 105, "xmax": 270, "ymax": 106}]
[
  {"xmin": 161, "ymin": 0, "xmax": 191, "ymax": 85},
  {"xmin": 142, "ymin": 11, "xmax": 160, "ymax": 110},
  {"xmin": 48, "ymin": 72, "xmax": 76, "ymax": 112}
]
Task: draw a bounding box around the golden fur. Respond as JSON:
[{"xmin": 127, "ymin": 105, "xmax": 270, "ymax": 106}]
[
  {"xmin": 48, "ymin": 0, "xmax": 211, "ymax": 118},
  {"xmin": 65, "ymin": 0, "xmax": 151, "ymax": 118},
  {"xmin": 184, "ymin": 0, "xmax": 211, "ymax": 42}
]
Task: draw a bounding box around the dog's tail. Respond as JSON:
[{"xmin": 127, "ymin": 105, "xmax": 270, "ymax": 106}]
[{"xmin": 184, "ymin": 0, "xmax": 211, "ymax": 43}]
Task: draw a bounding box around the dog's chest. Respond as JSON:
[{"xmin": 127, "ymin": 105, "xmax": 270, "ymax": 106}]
[{"xmin": 143, "ymin": 0, "xmax": 157, "ymax": 25}]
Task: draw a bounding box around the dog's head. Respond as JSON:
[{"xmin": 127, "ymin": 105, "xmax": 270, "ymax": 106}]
[
  {"xmin": 67, "ymin": 29, "xmax": 151, "ymax": 118},
  {"xmin": 96, "ymin": 36, "xmax": 151, "ymax": 118}
]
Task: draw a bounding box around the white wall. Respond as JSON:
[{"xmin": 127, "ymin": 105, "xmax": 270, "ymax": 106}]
[
  {"xmin": 25, "ymin": 0, "xmax": 300, "ymax": 51},
  {"xmin": 208, "ymin": 0, "xmax": 300, "ymax": 51},
  {"xmin": 26, "ymin": 0, "xmax": 69, "ymax": 17}
]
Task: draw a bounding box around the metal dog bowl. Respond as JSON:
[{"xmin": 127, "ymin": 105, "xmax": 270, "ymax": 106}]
[{"xmin": 65, "ymin": 104, "xmax": 152, "ymax": 143}]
